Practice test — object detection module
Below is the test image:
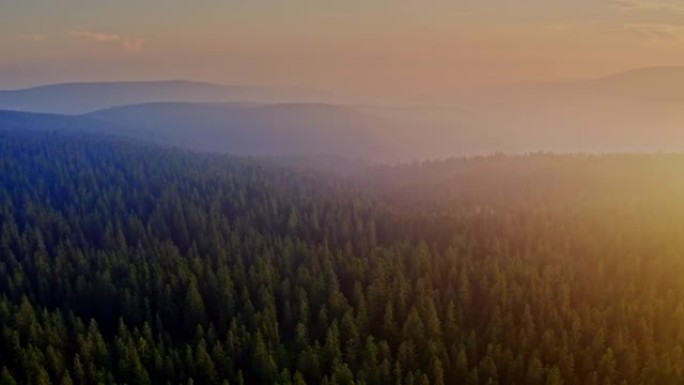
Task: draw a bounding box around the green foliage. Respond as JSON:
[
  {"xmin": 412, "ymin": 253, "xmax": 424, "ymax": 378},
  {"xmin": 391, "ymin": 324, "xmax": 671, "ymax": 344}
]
[{"xmin": 1, "ymin": 129, "xmax": 684, "ymax": 384}]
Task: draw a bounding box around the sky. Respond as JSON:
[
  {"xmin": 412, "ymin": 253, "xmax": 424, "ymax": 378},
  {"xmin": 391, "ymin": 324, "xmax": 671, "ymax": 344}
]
[{"xmin": 2, "ymin": 0, "xmax": 684, "ymax": 101}]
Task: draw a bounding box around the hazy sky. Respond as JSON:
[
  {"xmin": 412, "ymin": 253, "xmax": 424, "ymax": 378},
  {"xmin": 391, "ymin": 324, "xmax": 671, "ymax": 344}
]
[{"xmin": 2, "ymin": 0, "xmax": 684, "ymax": 100}]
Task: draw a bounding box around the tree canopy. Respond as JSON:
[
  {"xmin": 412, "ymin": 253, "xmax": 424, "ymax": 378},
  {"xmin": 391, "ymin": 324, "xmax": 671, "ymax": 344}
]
[{"xmin": 1, "ymin": 129, "xmax": 684, "ymax": 384}]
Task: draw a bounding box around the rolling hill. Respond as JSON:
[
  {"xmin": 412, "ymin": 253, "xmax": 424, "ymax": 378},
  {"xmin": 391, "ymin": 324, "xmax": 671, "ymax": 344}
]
[
  {"xmin": 84, "ymin": 102, "xmax": 400, "ymax": 158},
  {"xmin": 0, "ymin": 81, "xmax": 333, "ymax": 114},
  {"xmin": 0, "ymin": 103, "xmax": 404, "ymax": 160},
  {"xmin": 499, "ymin": 66, "xmax": 684, "ymax": 102},
  {"xmin": 4, "ymin": 68, "xmax": 684, "ymax": 160}
]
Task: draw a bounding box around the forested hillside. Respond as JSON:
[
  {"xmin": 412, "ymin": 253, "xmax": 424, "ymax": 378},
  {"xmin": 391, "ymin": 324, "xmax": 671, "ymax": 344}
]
[{"xmin": 1, "ymin": 129, "xmax": 684, "ymax": 384}]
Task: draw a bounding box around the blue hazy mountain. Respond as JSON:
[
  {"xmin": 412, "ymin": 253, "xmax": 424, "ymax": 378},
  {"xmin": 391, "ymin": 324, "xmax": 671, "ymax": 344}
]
[
  {"xmin": 497, "ymin": 66, "xmax": 684, "ymax": 102},
  {"xmin": 5, "ymin": 67, "xmax": 684, "ymax": 160},
  {"xmin": 0, "ymin": 109, "xmax": 113, "ymax": 133},
  {"xmin": 0, "ymin": 81, "xmax": 334, "ymax": 114},
  {"xmin": 0, "ymin": 102, "xmax": 403, "ymax": 159},
  {"xmin": 85, "ymin": 102, "xmax": 397, "ymax": 158}
]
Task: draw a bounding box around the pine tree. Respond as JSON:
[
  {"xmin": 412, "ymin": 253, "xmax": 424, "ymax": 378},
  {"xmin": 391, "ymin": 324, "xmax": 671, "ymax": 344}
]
[
  {"xmin": 0, "ymin": 367, "xmax": 17, "ymax": 385},
  {"xmin": 184, "ymin": 280, "xmax": 206, "ymax": 333}
]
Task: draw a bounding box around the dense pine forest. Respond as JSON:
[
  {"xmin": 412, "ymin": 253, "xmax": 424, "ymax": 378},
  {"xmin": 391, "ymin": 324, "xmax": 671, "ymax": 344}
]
[{"xmin": 2, "ymin": 128, "xmax": 684, "ymax": 385}]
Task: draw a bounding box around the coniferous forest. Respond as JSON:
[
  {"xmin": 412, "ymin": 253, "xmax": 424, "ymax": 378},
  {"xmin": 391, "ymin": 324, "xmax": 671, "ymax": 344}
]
[{"xmin": 2, "ymin": 128, "xmax": 684, "ymax": 385}]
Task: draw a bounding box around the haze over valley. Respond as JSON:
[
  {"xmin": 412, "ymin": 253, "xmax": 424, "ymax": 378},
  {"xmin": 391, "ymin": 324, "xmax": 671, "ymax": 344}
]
[{"xmin": 3, "ymin": 65, "xmax": 684, "ymax": 160}]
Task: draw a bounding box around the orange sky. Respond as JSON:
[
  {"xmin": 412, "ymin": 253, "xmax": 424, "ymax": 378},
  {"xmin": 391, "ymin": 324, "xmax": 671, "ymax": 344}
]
[{"xmin": 3, "ymin": 0, "xmax": 684, "ymax": 102}]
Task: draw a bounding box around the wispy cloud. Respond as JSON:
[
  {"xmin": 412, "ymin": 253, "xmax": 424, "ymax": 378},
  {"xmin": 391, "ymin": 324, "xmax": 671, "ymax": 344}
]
[
  {"xmin": 609, "ymin": 0, "xmax": 684, "ymax": 12},
  {"xmin": 68, "ymin": 30, "xmax": 147, "ymax": 52},
  {"xmin": 16, "ymin": 34, "xmax": 48, "ymax": 42},
  {"xmin": 535, "ymin": 20, "xmax": 684, "ymax": 42},
  {"xmin": 69, "ymin": 31, "xmax": 121, "ymax": 43},
  {"xmin": 622, "ymin": 22, "xmax": 684, "ymax": 39}
]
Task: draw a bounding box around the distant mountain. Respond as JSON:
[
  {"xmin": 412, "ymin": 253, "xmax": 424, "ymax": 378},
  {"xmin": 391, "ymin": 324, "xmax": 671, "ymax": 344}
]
[
  {"xmin": 501, "ymin": 66, "xmax": 684, "ymax": 102},
  {"xmin": 0, "ymin": 81, "xmax": 334, "ymax": 114},
  {"xmin": 0, "ymin": 109, "xmax": 111, "ymax": 133},
  {"xmin": 447, "ymin": 66, "xmax": 684, "ymax": 154},
  {"xmin": 85, "ymin": 102, "xmax": 398, "ymax": 159},
  {"xmin": 578, "ymin": 66, "xmax": 684, "ymax": 102},
  {"xmin": 6, "ymin": 67, "xmax": 684, "ymax": 159},
  {"xmin": 0, "ymin": 102, "xmax": 405, "ymax": 159}
]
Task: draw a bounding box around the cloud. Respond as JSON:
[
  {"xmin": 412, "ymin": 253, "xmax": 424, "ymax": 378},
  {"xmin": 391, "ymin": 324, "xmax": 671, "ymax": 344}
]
[
  {"xmin": 69, "ymin": 30, "xmax": 147, "ymax": 52},
  {"xmin": 69, "ymin": 31, "xmax": 121, "ymax": 43},
  {"xmin": 16, "ymin": 34, "xmax": 48, "ymax": 42},
  {"xmin": 609, "ymin": 0, "xmax": 684, "ymax": 12},
  {"xmin": 534, "ymin": 20, "xmax": 684, "ymax": 43},
  {"xmin": 622, "ymin": 22, "xmax": 684, "ymax": 39}
]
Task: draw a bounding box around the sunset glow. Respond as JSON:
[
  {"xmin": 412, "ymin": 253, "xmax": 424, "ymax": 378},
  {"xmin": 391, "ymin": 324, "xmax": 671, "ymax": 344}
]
[{"xmin": 3, "ymin": 0, "xmax": 684, "ymax": 100}]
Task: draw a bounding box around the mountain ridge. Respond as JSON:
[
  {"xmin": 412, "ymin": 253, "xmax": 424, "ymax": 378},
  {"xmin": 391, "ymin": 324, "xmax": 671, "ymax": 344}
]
[
  {"xmin": 0, "ymin": 103, "xmax": 402, "ymax": 160},
  {"xmin": 0, "ymin": 80, "xmax": 335, "ymax": 114}
]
